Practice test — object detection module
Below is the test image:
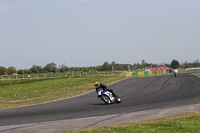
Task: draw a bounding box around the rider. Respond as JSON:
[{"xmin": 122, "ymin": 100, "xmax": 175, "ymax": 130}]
[{"xmin": 94, "ymin": 81, "xmax": 119, "ymax": 98}]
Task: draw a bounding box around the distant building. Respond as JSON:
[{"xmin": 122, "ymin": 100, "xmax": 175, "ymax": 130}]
[
  {"xmin": 179, "ymin": 64, "xmax": 185, "ymax": 69},
  {"xmin": 144, "ymin": 67, "xmax": 151, "ymax": 71}
]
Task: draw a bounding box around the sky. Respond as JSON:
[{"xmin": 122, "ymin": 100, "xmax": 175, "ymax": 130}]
[{"xmin": 0, "ymin": 0, "xmax": 200, "ymax": 69}]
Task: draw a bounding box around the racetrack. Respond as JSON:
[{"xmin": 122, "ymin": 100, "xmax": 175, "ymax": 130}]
[{"xmin": 0, "ymin": 73, "xmax": 200, "ymax": 133}]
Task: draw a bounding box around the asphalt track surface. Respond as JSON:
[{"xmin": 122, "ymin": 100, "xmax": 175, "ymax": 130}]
[{"xmin": 0, "ymin": 73, "xmax": 200, "ymax": 132}]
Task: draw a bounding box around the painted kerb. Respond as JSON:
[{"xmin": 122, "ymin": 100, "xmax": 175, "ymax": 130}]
[{"xmin": 126, "ymin": 70, "xmax": 168, "ymax": 77}]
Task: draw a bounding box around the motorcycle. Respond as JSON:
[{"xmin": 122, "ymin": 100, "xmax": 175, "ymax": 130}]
[
  {"xmin": 97, "ymin": 88, "xmax": 121, "ymax": 104},
  {"xmin": 174, "ymin": 69, "xmax": 178, "ymax": 77}
]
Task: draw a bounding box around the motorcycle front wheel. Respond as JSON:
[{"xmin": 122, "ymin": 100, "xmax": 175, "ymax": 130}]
[
  {"xmin": 102, "ymin": 95, "xmax": 112, "ymax": 104},
  {"xmin": 115, "ymin": 97, "xmax": 121, "ymax": 103}
]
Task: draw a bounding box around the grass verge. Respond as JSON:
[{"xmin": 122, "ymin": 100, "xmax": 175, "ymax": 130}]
[
  {"xmin": 179, "ymin": 69, "xmax": 200, "ymax": 73},
  {"xmin": 0, "ymin": 75, "xmax": 125, "ymax": 109},
  {"xmin": 63, "ymin": 112, "xmax": 200, "ymax": 133}
]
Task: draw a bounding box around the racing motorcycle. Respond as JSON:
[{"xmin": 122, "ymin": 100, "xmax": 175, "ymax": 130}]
[
  {"xmin": 174, "ymin": 68, "xmax": 178, "ymax": 77},
  {"xmin": 97, "ymin": 88, "xmax": 121, "ymax": 104}
]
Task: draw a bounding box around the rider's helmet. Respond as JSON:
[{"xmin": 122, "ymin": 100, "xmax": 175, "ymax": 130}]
[{"xmin": 94, "ymin": 82, "xmax": 100, "ymax": 88}]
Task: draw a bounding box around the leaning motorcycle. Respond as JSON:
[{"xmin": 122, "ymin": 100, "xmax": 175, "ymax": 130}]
[
  {"xmin": 174, "ymin": 69, "xmax": 178, "ymax": 77},
  {"xmin": 97, "ymin": 88, "xmax": 121, "ymax": 104}
]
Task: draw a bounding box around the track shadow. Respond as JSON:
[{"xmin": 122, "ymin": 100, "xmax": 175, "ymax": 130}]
[
  {"xmin": 93, "ymin": 103, "xmax": 109, "ymax": 105},
  {"xmin": 92, "ymin": 102, "xmax": 120, "ymax": 106}
]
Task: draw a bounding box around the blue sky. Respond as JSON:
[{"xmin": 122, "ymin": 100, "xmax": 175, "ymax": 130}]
[{"xmin": 0, "ymin": 0, "xmax": 200, "ymax": 69}]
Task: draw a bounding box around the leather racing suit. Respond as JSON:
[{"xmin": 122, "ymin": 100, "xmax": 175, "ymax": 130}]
[{"xmin": 96, "ymin": 83, "xmax": 118, "ymax": 98}]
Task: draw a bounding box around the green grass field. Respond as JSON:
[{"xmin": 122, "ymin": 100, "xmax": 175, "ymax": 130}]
[
  {"xmin": 64, "ymin": 112, "xmax": 200, "ymax": 133},
  {"xmin": 196, "ymin": 73, "xmax": 200, "ymax": 76},
  {"xmin": 179, "ymin": 69, "xmax": 200, "ymax": 73},
  {"xmin": 0, "ymin": 75, "xmax": 125, "ymax": 109}
]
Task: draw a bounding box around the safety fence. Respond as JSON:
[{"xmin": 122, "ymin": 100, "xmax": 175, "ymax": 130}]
[
  {"xmin": 0, "ymin": 72, "xmax": 124, "ymax": 80},
  {"xmin": 0, "ymin": 70, "xmax": 172, "ymax": 80}
]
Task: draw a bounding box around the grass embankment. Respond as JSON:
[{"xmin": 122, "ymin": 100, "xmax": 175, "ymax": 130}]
[
  {"xmin": 64, "ymin": 112, "xmax": 200, "ymax": 133},
  {"xmin": 196, "ymin": 73, "xmax": 200, "ymax": 76},
  {"xmin": 179, "ymin": 69, "xmax": 200, "ymax": 73},
  {"xmin": 0, "ymin": 75, "xmax": 125, "ymax": 109}
]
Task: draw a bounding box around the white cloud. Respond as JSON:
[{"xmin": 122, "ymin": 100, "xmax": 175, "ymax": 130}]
[
  {"xmin": 75, "ymin": 0, "xmax": 92, "ymax": 4},
  {"xmin": 0, "ymin": 0, "xmax": 15, "ymax": 12},
  {"xmin": 0, "ymin": 5, "xmax": 11, "ymax": 11}
]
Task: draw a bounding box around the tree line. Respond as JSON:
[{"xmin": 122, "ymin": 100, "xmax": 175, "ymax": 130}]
[{"xmin": 0, "ymin": 59, "xmax": 200, "ymax": 75}]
